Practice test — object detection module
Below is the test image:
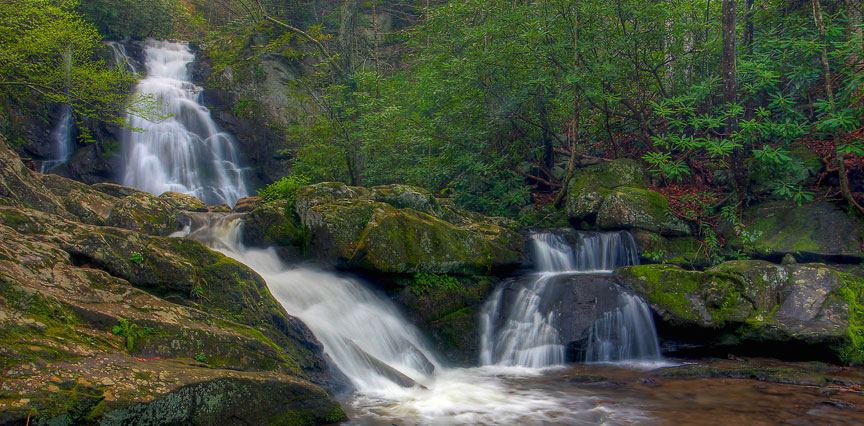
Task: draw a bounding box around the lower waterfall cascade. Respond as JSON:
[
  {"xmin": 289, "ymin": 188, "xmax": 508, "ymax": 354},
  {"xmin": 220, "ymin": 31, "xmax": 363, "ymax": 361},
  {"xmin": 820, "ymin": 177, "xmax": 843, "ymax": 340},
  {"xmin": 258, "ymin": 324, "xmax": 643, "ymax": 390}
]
[
  {"xmin": 177, "ymin": 216, "xmax": 646, "ymax": 424},
  {"xmin": 480, "ymin": 231, "xmax": 663, "ymax": 368}
]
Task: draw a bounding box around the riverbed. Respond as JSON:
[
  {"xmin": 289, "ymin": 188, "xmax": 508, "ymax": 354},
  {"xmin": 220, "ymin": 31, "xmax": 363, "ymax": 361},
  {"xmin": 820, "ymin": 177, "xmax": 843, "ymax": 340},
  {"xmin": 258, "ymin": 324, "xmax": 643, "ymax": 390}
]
[{"xmin": 341, "ymin": 358, "xmax": 864, "ymax": 425}]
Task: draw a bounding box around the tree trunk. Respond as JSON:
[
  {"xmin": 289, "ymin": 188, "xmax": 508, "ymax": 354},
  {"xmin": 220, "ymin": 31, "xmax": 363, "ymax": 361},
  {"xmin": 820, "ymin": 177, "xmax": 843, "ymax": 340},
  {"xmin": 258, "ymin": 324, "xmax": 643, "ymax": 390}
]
[
  {"xmin": 812, "ymin": 0, "xmax": 864, "ymax": 214},
  {"xmin": 722, "ymin": 0, "xmax": 748, "ymax": 204},
  {"xmin": 339, "ymin": 0, "xmax": 359, "ymax": 74},
  {"xmin": 743, "ymin": 0, "xmax": 755, "ymax": 123},
  {"xmin": 848, "ymin": 0, "xmax": 863, "ymax": 68},
  {"xmin": 554, "ymin": 0, "xmax": 581, "ymax": 208}
]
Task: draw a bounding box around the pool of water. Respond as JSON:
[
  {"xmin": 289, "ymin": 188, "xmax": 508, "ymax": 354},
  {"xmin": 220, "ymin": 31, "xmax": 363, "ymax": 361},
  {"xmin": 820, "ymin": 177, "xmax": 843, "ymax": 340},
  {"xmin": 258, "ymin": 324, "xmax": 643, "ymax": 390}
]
[{"xmin": 340, "ymin": 359, "xmax": 864, "ymax": 425}]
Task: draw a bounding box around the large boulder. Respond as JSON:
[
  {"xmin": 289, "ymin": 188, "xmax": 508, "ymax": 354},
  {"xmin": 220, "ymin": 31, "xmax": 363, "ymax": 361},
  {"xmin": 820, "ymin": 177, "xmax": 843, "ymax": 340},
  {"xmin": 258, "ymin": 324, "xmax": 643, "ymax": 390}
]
[
  {"xmin": 729, "ymin": 201, "xmax": 864, "ymax": 263},
  {"xmin": 252, "ymin": 182, "xmax": 526, "ymax": 275},
  {"xmin": 566, "ymin": 159, "xmax": 690, "ymax": 236},
  {"xmin": 616, "ymin": 261, "xmax": 864, "ymax": 362}
]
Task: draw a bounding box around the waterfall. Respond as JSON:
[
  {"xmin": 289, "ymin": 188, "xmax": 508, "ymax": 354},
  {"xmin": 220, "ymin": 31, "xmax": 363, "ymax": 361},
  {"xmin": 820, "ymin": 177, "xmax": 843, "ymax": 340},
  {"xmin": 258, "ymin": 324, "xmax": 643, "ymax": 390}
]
[
  {"xmin": 120, "ymin": 39, "xmax": 248, "ymax": 206},
  {"xmin": 178, "ymin": 214, "xmax": 440, "ymax": 391},
  {"xmin": 106, "ymin": 40, "xmax": 138, "ymax": 74},
  {"xmin": 584, "ymin": 294, "xmax": 663, "ymax": 363},
  {"xmin": 481, "ymin": 231, "xmax": 661, "ymax": 367},
  {"xmin": 41, "ymin": 48, "xmax": 75, "ymax": 173},
  {"xmin": 175, "ymin": 218, "xmax": 646, "ymax": 423}
]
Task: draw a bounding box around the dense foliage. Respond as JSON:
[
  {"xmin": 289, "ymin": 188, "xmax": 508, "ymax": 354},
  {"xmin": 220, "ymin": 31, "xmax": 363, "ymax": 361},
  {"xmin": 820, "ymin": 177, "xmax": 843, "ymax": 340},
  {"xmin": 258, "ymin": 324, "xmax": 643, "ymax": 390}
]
[
  {"xmin": 266, "ymin": 0, "xmax": 863, "ymax": 218},
  {"xmin": 77, "ymin": 0, "xmax": 190, "ymax": 39},
  {"xmin": 0, "ymin": 0, "xmax": 134, "ymax": 134}
]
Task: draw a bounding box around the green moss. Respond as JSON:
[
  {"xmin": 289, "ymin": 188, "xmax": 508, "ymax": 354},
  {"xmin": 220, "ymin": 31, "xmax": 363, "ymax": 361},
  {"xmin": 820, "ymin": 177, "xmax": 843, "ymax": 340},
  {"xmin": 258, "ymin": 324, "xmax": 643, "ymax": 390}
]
[
  {"xmin": 621, "ymin": 265, "xmax": 705, "ymax": 323},
  {"xmin": 837, "ymin": 273, "xmax": 864, "ymax": 364}
]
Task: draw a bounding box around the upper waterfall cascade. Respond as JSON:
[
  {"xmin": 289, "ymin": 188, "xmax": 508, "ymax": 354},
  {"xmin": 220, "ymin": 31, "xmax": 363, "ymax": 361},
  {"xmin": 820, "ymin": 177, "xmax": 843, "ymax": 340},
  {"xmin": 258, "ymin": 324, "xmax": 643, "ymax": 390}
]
[
  {"xmin": 117, "ymin": 39, "xmax": 248, "ymax": 206},
  {"xmin": 480, "ymin": 231, "xmax": 662, "ymax": 367}
]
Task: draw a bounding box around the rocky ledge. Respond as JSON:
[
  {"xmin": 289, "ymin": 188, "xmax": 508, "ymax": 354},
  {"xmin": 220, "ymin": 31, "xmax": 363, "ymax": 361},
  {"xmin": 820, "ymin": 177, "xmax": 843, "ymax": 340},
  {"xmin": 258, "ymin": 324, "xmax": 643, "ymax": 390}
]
[
  {"xmin": 0, "ymin": 137, "xmax": 345, "ymax": 425},
  {"xmin": 616, "ymin": 260, "xmax": 864, "ymax": 363}
]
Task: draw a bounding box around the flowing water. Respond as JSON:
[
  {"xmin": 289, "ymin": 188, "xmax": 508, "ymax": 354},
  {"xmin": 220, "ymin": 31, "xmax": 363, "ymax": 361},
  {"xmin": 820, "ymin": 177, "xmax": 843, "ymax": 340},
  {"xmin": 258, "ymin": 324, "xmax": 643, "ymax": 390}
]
[
  {"xmin": 41, "ymin": 48, "xmax": 75, "ymax": 173},
  {"xmin": 118, "ymin": 39, "xmax": 248, "ymax": 206},
  {"xmin": 480, "ymin": 231, "xmax": 661, "ymax": 368},
  {"xmin": 178, "ymin": 217, "xmax": 647, "ymax": 425}
]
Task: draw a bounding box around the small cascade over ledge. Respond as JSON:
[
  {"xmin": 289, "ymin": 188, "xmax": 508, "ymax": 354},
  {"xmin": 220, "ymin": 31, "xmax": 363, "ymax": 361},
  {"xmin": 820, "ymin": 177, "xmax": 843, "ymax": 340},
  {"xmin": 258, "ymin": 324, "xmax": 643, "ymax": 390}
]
[
  {"xmin": 118, "ymin": 39, "xmax": 248, "ymax": 206},
  {"xmin": 480, "ymin": 230, "xmax": 662, "ymax": 368}
]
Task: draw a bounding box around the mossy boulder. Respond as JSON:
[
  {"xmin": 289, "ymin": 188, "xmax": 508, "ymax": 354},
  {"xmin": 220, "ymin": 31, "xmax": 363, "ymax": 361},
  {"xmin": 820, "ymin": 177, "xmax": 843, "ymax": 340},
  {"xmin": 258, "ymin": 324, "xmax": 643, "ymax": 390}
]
[
  {"xmin": 729, "ymin": 201, "xmax": 864, "ymax": 263},
  {"xmin": 105, "ymin": 192, "xmax": 179, "ymax": 236},
  {"xmin": 616, "ymin": 261, "xmax": 864, "ymax": 362},
  {"xmin": 596, "ymin": 187, "xmax": 690, "ymax": 235},
  {"xmin": 391, "ymin": 274, "xmax": 498, "ymax": 364},
  {"xmin": 565, "ymin": 159, "xmax": 689, "ymax": 236},
  {"xmin": 631, "ymin": 230, "xmax": 705, "ymax": 267},
  {"xmin": 283, "ymin": 182, "xmax": 525, "ymax": 275},
  {"xmin": 351, "ymin": 207, "xmax": 522, "ymax": 275},
  {"xmin": 565, "ymin": 159, "xmax": 648, "ymax": 222},
  {"xmin": 242, "ymin": 199, "xmax": 305, "ymax": 251}
]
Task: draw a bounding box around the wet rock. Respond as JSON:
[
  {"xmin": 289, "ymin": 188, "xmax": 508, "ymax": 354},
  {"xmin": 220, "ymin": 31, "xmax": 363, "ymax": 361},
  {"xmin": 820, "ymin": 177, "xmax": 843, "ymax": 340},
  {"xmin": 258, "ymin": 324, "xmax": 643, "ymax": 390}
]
[
  {"xmin": 0, "ymin": 136, "xmax": 344, "ymax": 423},
  {"xmin": 616, "ymin": 261, "xmax": 864, "ymax": 362},
  {"xmin": 727, "ymin": 201, "xmax": 864, "ymax": 263},
  {"xmin": 234, "ymin": 195, "xmax": 261, "ymax": 212},
  {"xmin": 392, "ymin": 275, "xmax": 499, "ymax": 365}
]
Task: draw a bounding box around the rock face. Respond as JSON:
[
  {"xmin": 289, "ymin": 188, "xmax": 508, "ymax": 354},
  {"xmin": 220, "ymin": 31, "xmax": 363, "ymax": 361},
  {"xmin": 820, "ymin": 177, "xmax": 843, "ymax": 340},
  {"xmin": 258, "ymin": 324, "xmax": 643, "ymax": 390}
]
[
  {"xmin": 615, "ymin": 260, "xmax": 864, "ymax": 362},
  {"xmin": 566, "ymin": 159, "xmax": 690, "ymax": 236},
  {"xmin": 488, "ymin": 274, "xmax": 633, "ymax": 361},
  {"xmin": 392, "ymin": 275, "xmax": 500, "ymax": 365},
  {"xmin": 247, "ymin": 182, "xmax": 526, "ymax": 276},
  {"xmin": 0, "ymin": 136, "xmax": 345, "ymax": 425},
  {"xmin": 728, "ymin": 201, "xmax": 864, "ymax": 263}
]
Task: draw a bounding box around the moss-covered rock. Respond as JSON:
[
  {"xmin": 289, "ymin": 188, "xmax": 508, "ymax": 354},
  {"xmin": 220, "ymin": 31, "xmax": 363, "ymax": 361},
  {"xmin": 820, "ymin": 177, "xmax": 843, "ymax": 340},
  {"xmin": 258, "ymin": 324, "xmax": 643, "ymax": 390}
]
[
  {"xmin": 351, "ymin": 207, "xmax": 522, "ymax": 275},
  {"xmin": 159, "ymin": 191, "xmax": 208, "ymax": 212},
  {"xmin": 729, "ymin": 201, "xmax": 864, "ymax": 263},
  {"xmin": 391, "ymin": 274, "xmax": 498, "ymax": 364},
  {"xmin": 243, "ymin": 199, "xmax": 305, "ymax": 251},
  {"xmin": 565, "ymin": 159, "xmax": 689, "ymax": 236},
  {"xmin": 105, "ymin": 192, "xmax": 179, "ymax": 236},
  {"xmin": 631, "ymin": 230, "xmax": 705, "ymax": 267},
  {"xmin": 565, "ymin": 159, "xmax": 648, "ymax": 223},
  {"xmin": 616, "ymin": 261, "xmax": 864, "ymax": 362},
  {"xmin": 276, "ymin": 182, "xmax": 525, "ymax": 275},
  {"xmin": 0, "ymin": 136, "xmax": 345, "ymax": 423},
  {"xmin": 596, "ymin": 187, "xmax": 691, "ymax": 235}
]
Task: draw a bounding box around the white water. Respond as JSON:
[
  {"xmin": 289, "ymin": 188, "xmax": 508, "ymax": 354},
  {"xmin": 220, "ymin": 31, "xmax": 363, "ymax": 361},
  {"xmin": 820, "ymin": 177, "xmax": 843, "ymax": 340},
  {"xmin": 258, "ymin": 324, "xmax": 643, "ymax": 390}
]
[
  {"xmin": 119, "ymin": 39, "xmax": 248, "ymax": 206},
  {"xmin": 40, "ymin": 106, "xmax": 75, "ymax": 173},
  {"xmin": 41, "ymin": 48, "xmax": 75, "ymax": 173},
  {"xmin": 180, "ymin": 218, "xmax": 643, "ymax": 425},
  {"xmin": 481, "ymin": 231, "xmax": 661, "ymax": 368},
  {"xmin": 585, "ymin": 293, "xmax": 663, "ymax": 363}
]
